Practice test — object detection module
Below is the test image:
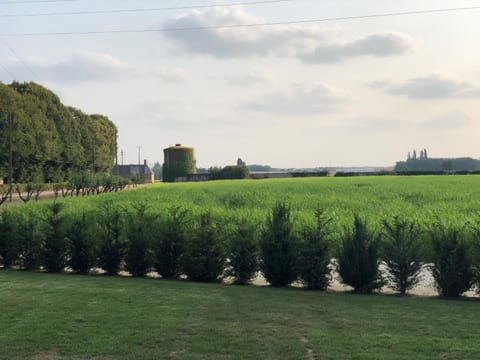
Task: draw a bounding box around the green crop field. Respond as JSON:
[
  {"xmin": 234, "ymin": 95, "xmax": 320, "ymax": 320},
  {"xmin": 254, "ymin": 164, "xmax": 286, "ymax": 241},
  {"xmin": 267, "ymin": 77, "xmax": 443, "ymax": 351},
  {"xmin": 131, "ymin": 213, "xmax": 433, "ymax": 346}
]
[
  {"xmin": 1, "ymin": 271, "xmax": 479, "ymax": 360},
  {"xmin": 10, "ymin": 175, "xmax": 480, "ymax": 240}
]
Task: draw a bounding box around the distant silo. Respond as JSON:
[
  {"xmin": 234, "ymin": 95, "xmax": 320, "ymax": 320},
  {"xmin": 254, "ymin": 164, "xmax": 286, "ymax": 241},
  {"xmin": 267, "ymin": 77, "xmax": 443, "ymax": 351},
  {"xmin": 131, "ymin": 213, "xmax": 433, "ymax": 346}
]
[{"xmin": 163, "ymin": 144, "xmax": 197, "ymax": 182}]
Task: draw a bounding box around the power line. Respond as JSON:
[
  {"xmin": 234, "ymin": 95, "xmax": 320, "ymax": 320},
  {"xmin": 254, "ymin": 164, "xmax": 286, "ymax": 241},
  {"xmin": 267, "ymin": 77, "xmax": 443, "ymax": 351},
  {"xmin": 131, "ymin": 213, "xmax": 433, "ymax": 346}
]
[
  {"xmin": 0, "ymin": 61, "xmax": 15, "ymax": 80},
  {"xmin": 1, "ymin": 0, "xmax": 296, "ymax": 17},
  {"xmin": 0, "ymin": 37, "xmax": 37, "ymax": 79},
  {"xmin": 1, "ymin": 5, "xmax": 480, "ymax": 37},
  {"xmin": 0, "ymin": 0, "xmax": 78, "ymax": 4}
]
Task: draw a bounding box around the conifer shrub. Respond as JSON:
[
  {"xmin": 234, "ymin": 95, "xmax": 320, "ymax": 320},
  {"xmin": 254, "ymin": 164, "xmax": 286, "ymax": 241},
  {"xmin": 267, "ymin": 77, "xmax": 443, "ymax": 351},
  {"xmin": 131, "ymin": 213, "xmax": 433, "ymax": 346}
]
[
  {"xmin": 226, "ymin": 219, "xmax": 259, "ymax": 285},
  {"xmin": 0, "ymin": 210, "xmax": 20, "ymax": 269},
  {"xmin": 17, "ymin": 209, "xmax": 43, "ymax": 271},
  {"xmin": 430, "ymin": 221, "xmax": 473, "ymax": 297},
  {"xmin": 338, "ymin": 215, "xmax": 383, "ymax": 293},
  {"xmin": 182, "ymin": 211, "xmax": 225, "ymax": 282},
  {"xmin": 97, "ymin": 201, "xmax": 125, "ymax": 276},
  {"xmin": 382, "ymin": 216, "xmax": 424, "ymax": 295},
  {"xmin": 68, "ymin": 212, "xmax": 96, "ymax": 274},
  {"xmin": 125, "ymin": 203, "xmax": 154, "ymax": 277},
  {"xmin": 298, "ymin": 209, "xmax": 331, "ymax": 290},
  {"xmin": 260, "ymin": 202, "xmax": 299, "ymax": 287},
  {"xmin": 473, "ymin": 227, "xmax": 480, "ymax": 295},
  {"xmin": 42, "ymin": 202, "xmax": 68, "ymax": 273},
  {"xmin": 154, "ymin": 206, "xmax": 189, "ymax": 279}
]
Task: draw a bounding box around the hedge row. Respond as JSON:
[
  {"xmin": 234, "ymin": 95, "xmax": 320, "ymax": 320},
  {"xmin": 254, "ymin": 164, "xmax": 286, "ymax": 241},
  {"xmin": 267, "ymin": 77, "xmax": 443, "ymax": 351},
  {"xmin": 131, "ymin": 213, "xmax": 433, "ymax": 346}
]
[
  {"xmin": 1, "ymin": 172, "xmax": 137, "ymax": 207},
  {"xmin": 1, "ymin": 202, "xmax": 479, "ymax": 297}
]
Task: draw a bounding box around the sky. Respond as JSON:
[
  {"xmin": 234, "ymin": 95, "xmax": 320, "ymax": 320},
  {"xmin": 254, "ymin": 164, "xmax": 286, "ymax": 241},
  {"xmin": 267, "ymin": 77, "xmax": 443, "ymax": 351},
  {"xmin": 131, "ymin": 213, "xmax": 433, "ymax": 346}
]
[{"xmin": 0, "ymin": 0, "xmax": 479, "ymax": 168}]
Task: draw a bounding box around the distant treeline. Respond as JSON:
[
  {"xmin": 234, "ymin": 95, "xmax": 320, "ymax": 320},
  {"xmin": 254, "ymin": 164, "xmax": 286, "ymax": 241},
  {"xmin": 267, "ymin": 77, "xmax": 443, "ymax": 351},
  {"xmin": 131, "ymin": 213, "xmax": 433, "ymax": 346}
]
[
  {"xmin": 174, "ymin": 168, "xmax": 480, "ymax": 183},
  {"xmin": 291, "ymin": 171, "xmax": 329, "ymax": 177},
  {"xmin": 335, "ymin": 170, "xmax": 480, "ymax": 177},
  {"xmin": 209, "ymin": 165, "xmax": 250, "ymax": 180},
  {"xmin": 395, "ymin": 158, "xmax": 480, "ymax": 173},
  {"xmin": 247, "ymin": 164, "xmax": 273, "ymax": 172},
  {"xmin": 0, "ymin": 82, "xmax": 117, "ymax": 183}
]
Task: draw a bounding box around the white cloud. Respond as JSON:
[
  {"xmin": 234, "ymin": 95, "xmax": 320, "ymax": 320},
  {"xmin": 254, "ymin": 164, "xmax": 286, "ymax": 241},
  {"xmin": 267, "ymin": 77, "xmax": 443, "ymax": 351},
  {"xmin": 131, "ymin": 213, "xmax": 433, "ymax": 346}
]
[
  {"xmin": 371, "ymin": 74, "xmax": 480, "ymax": 99},
  {"xmin": 300, "ymin": 32, "xmax": 416, "ymax": 63},
  {"xmin": 223, "ymin": 69, "xmax": 273, "ymax": 86},
  {"xmin": 163, "ymin": 7, "xmax": 416, "ymax": 63},
  {"xmin": 242, "ymin": 83, "xmax": 347, "ymax": 116},
  {"xmin": 153, "ymin": 68, "xmax": 190, "ymax": 82},
  {"xmin": 23, "ymin": 53, "xmax": 133, "ymax": 83}
]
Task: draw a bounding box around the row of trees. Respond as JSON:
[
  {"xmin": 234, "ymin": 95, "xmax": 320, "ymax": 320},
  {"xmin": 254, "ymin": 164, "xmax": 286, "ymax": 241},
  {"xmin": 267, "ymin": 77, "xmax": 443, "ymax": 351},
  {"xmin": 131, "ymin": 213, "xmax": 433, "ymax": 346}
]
[
  {"xmin": 1, "ymin": 202, "xmax": 479, "ymax": 297},
  {"xmin": 0, "ymin": 82, "xmax": 117, "ymax": 183},
  {"xmin": 208, "ymin": 165, "xmax": 250, "ymax": 180},
  {"xmin": 153, "ymin": 163, "xmax": 250, "ymax": 182},
  {"xmin": 0, "ymin": 171, "xmax": 134, "ymax": 207}
]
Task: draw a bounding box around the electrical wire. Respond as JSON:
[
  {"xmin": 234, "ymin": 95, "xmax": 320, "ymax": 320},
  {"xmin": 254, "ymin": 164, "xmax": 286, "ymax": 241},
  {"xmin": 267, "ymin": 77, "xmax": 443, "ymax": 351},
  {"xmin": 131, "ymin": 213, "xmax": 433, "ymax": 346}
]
[
  {"xmin": 0, "ymin": 0, "xmax": 78, "ymax": 4},
  {"xmin": 1, "ymin": 5, "xmax": 480, "ymax": 37},
  {"xmin": 0, "ymin": 37, "xmax": 37, "ymax": 79},
  {"xmin": 2, "ymin": 0, "xmax": 296, "ymax": 17},
  {"xmin": 0, "ymin": 61, "xmax": 15, "ymax": 80}
]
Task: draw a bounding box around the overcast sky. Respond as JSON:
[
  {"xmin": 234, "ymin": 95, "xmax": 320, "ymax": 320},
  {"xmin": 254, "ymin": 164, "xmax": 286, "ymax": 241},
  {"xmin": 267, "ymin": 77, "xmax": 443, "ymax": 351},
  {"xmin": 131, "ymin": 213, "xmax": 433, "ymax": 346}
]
[{"xmin": 1, "ymin": 0, "xmax": 479, "ymax": 168}]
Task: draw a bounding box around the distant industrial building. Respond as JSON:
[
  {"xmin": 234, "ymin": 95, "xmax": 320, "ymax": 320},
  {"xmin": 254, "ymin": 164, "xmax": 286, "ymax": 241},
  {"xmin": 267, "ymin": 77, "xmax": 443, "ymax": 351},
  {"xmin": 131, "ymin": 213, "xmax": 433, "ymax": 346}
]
[{"xmin": 112, "ymin": 159, "xmax": 154, "ymax": 183}]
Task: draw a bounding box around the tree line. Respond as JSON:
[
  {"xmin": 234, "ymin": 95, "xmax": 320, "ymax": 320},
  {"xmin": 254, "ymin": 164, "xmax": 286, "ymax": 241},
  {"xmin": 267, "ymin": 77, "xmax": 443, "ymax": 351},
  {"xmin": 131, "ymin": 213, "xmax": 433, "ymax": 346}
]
[
  {"xmin": 0, "ymin": 82, "xmax": 117, "ymax": 184},
  {"xmin": 1, "ymin": 201, "xmax": 479, "ymax": 298}
]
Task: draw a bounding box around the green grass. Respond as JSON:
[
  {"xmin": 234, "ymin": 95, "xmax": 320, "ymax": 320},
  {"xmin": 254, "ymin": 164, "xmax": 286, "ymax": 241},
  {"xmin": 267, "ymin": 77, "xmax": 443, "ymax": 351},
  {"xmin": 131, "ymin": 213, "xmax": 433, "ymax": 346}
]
[
  {"xmin": 1, "ymin": 271, "xmax": 479, "ymax": 360},
  {"xmin": 9, "ymin": 176, "xmax": 480, "ymax": 241}
]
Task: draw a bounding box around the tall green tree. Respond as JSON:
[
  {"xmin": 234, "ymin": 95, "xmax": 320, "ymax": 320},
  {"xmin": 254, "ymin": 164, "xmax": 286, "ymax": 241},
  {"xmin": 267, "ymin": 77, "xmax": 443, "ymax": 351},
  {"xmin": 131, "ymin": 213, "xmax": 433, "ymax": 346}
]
[{"xmin": 0, "ymin": 82, "xmax": 117, "ymax": 183}]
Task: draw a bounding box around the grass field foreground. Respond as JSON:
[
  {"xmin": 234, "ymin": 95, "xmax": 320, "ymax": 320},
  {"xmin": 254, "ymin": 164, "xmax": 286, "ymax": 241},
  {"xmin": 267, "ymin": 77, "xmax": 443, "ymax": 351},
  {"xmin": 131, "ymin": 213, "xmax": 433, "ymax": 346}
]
[{"xmin": 1, "ymin": 271, "xmax": 479, "ymax": 360}]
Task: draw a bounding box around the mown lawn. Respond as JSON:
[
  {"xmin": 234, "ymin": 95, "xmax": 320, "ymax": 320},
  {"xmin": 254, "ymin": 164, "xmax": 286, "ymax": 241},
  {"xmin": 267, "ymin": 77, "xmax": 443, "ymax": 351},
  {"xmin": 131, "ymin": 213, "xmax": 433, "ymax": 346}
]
[{"xmin": 1, "ymin": 271, "xmax": 479, "ymax": 360}]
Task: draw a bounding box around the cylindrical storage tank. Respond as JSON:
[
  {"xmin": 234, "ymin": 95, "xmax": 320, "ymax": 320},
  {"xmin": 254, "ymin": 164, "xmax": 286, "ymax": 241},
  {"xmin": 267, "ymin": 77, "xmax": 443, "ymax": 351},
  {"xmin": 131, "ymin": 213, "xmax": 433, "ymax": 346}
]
[{"xmin": 163, "ymin": 144, "xmax": 197, "ymax": 182}]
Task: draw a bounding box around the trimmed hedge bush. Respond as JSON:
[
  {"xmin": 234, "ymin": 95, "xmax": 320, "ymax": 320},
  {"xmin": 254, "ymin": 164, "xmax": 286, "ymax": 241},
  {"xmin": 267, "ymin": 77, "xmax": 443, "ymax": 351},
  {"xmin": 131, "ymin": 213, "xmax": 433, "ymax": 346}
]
[
  {"xmin": 43, "ymin": 202, "xmax": 68, "ymax": 273},
  {"xmin": 260, "ymin": 202, "xmax": 299, "ymax": 287},
  {"xmin": 298, "ymin": 209, "xmax": 331, "ymax": 290},
  {"xmin": 17, "ymin": 209, "xmax": 43, "ymax": 271},
  {"xmin": 429, "ymin": 221, "xmax": 473, "ymax": 297},
  {"xmin": 125, "ymin": 203, "xmax": 153, "ymax": 277},
  {"xmin": 473, "ymin": 229, "xmax": 480, "ymax": 294},
  {"xmin": 154, "ymin": 206, "xmax": 189, "ymax": 279},
  {"xmin": 338, "ymin": 215, "xmax": 383, "ymax": 293},
  {"xmin": 0, "ymin": 210, "xmax": 20, "ymax": 269},
  {"xmin": 97, "ymin": 202, "xmax": 125, "ymax": 276},
  {"xmin": 382, "ymin": 216, "xmax": 424, "ymax": 295},
  {"xmin": 68, "ymin": 212, "xmax": 96, "ymax": 274},
  {"xmin": 226, "ymin": 219, "xmax": 259, "ymax": 285},
  {"xmin": 182, "ymin": 212, "xmax": 225, "ymax": 282}
]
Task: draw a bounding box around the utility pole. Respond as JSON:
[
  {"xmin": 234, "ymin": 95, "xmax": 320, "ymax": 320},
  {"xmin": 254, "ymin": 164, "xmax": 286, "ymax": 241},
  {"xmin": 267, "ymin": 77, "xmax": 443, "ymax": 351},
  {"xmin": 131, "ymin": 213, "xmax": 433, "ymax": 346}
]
[
  {"xmin": 136, "ymin": 146, "xmax": 142, "ymax": 165},
  {"xmin": 121, "ymin": 149, "xmax": 124, "ymax": 165},
  {"xmin": 8, "ymin": 112, "xmax": 13, "ymax": 202}
]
